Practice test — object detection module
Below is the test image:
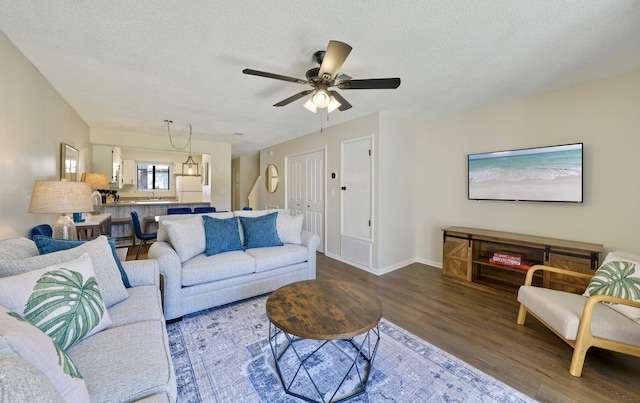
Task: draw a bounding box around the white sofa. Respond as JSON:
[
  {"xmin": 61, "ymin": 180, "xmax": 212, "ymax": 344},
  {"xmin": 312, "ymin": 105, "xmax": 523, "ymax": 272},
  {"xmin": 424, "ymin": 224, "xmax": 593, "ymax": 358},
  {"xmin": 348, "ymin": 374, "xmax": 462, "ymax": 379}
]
[
  {"xmin": 0, "ymin": 236, "xmax": 176, "ymax": 402},
  {"xmin": 148, "ymin": 210, "xmax": 320, "ymax": 321}
]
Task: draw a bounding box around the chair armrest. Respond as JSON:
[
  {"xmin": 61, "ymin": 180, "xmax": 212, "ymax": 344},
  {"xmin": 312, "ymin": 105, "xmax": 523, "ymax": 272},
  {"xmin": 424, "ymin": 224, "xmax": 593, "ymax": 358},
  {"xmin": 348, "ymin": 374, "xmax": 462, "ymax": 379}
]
[
  {"xmin": 524, "ymin": 264, "xmax": 594, "ymax": 286},
  {"xmin": 121, "ymin": 259, "xmax": 159, "ymax": 287}
]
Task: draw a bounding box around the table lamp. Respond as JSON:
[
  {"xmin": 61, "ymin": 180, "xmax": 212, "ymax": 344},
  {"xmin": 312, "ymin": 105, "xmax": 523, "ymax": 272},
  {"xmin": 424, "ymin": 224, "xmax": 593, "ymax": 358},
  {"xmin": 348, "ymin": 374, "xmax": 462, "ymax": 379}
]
[
  {"xmin": 28, "ymin": 180, "xmax": 93, "ymax": 240},
  {"xmin": 81, "ymin": 172, "xmax": 110, "ymax": 210}
]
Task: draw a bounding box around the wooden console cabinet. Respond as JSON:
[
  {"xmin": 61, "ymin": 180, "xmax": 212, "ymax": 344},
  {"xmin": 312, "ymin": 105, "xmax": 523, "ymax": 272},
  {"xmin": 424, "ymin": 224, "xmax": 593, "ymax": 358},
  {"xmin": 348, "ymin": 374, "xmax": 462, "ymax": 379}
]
[{"xmin": 442, "ymin": 227, "xmax": 603, "ymax": 297}]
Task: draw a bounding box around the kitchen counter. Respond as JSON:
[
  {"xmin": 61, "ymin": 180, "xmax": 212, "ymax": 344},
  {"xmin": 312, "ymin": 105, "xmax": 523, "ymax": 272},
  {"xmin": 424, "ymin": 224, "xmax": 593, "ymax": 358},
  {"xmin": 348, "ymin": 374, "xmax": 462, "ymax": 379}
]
[{"xmin": 100, "ymin": 201, "xmax": 211, "ymax": 240}]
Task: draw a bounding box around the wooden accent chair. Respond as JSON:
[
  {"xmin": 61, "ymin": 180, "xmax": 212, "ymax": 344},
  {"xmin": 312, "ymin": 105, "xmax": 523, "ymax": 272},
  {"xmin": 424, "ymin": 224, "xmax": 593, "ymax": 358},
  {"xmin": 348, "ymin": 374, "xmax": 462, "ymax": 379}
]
[{"xmin": 517, "ymin": 265, "xmax": 640, "ymax": 377}]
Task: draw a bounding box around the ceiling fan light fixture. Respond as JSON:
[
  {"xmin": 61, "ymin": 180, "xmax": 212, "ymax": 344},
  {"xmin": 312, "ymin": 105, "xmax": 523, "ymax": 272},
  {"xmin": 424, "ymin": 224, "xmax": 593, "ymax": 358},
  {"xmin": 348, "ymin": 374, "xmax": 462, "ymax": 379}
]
[
  {"xmin": 303, "ymin": 98, "xmax": 318, "ymax": 113},
  {"xmin": 327, "ymin": 96, "xmax": 341, "ymax": 113},
  {"xmin": 311, "ymin": 88, "xmax": 331, "ymax": 108}
]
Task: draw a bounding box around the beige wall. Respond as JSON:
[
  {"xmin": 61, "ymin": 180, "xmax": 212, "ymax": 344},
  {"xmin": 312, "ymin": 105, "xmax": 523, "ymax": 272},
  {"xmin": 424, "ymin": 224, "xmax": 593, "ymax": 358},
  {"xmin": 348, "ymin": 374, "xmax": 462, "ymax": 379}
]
[
  {"xmin": 416, "ymin": 70, "xmax": 640, "ymax": 266},
  {"xmin": 0, "ymin": 31, "xmax": 90, "ymax": 238},
  {"xmin": 232, "ymin": 155, "xmax": 259, "ymax": 210}
]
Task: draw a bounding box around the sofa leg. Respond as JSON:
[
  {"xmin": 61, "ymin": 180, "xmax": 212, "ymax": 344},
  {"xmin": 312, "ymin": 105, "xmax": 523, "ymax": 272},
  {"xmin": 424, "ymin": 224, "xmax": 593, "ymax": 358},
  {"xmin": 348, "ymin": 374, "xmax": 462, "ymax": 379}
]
[
  {"xmin": 569, "ymin": 345, "xmax": 588, "ymax": 377},
  {"xmin": 166, "ymin": 316, "xmax": 183, "ymax": 324}
]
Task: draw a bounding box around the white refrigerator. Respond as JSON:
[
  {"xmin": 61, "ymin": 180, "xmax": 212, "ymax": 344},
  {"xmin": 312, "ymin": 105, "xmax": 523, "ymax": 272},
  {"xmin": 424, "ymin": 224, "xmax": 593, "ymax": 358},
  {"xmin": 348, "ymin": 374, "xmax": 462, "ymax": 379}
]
[{"xmin": 176, "ymin": 176, "xmax": 203, "ymax": 202}]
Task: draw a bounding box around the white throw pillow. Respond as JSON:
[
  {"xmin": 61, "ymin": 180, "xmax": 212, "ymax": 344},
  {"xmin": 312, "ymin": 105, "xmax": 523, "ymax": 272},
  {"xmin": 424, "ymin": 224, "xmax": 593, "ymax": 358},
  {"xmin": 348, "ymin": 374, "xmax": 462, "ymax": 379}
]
[
  {"xmin": 163, "ymin": 216, "xmax": 206, "ymax": 263},
  {"xmin": 0, "ymin": 306, "xmax": 91, "ymax": 402},
  {"xmin": 0, "ymin": 236, "xmax": 128, "ymax": 307},
  {"xmin": 276, "ymin": 213, "xmax": 304, "ymax": 244},
  {"xmin": 584, "ymin": 251, "xmax": 640, "ymax": 324},
  {"xmin": 0, "ymin": 254, "xmax": 112, "ymax": 350}
]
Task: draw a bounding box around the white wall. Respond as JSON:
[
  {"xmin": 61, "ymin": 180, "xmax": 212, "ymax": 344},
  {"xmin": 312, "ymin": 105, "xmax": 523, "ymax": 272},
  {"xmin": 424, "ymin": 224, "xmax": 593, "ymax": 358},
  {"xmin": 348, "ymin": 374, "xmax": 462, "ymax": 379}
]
[
  {"xmin": 0, "ymin": 31, "xmax": 90, "ymax": 238},
  {"xmin": 416, "ymin": 70, "xmax": 640, "ymax": 266}
]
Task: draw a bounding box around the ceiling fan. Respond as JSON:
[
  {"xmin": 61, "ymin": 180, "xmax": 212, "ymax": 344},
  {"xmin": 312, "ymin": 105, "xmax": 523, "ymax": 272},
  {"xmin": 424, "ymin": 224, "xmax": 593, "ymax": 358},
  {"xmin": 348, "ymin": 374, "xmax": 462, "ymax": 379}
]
[{"xmin": 243, "ymin": 40, "xmax": 401, "ymax": 113}]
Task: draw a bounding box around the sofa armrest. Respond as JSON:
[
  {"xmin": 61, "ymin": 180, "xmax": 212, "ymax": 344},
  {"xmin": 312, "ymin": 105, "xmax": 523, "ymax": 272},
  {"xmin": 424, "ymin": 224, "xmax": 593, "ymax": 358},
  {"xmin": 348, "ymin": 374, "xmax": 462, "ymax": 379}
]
[
  {"xmin": 121, "ymin": 259, "xmax": 159, "ymax": 287},
  {"xmin": 301, "ymin": 231, "xmax": 320, "ymax": 280},
  {"xmin": 148, "ymin": 241, "xmax": 183, "ymax": 320}
]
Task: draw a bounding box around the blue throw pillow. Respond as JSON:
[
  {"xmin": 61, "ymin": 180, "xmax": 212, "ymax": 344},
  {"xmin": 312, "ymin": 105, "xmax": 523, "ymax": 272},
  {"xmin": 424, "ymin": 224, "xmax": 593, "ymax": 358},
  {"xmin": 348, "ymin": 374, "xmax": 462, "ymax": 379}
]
[
  {"xmin": 33, "ymin": 235, "xmax": 131, "ymax": 288},
  {"xmin": 239, "ymin": 212, "xmax": 283, "ymax": 249},
  {"xmin": 202, "ymin": 216, "xmax": 244, "ymax": 256}
]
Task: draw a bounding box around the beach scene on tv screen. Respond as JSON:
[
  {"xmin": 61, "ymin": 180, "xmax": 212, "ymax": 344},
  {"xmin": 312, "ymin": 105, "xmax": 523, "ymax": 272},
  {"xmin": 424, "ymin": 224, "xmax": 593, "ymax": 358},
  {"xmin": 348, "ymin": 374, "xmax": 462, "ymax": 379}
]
[{"xmin": 468, "ymin": 144, "xmax": 582, "ymax": 202}]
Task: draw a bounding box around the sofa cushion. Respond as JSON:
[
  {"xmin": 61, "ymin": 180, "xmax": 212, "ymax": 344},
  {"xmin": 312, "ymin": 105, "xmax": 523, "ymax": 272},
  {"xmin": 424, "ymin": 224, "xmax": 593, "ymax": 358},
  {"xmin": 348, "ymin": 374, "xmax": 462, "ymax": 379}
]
[
  {"xmin": 245, "ymin": 244, "xmax": 309, "ymax": 273},
  {"xmin": 0, "ymin": 237, "xmax": 39, "ymax": 261},
  {"xmin": 518, "ymin": 285, "xmax": 640, "ymax": 345},
  {"xmin": 68, "ymin": 320, "xmax": 175, "ymax": 403},
  {"xmin": 0, "ymin": 354, "xmax": 65, "ymax": 403},
  {"xmin": 157, "ymin": 212, "xmax": 234, "ymax": 242},
  {"xmin": 0, "ymin": 255, "xmax": 112, "ymax": 350},
  {"xmin": 0, "ymin": 236, "xmax": 129, "ymax": 307},
  {"xmin": 33, "ymin": 235, "xmax": 131, "ymax": 288},
  {"xmin": 163, "ymin": 216, "xmax": 206, "ymax": 263},
  {"xmin": 239, "ymin": 212, "xmax": 283, "ymax": 249},
  {"xmin": 107, "ymin": 285, "xmax": 164, "ymax": 328},
  {"xmin": 584, "ymin": 251, "xmax": 640, "ymax": 324},
  {"xmin": 276, "ymin": 213, "xmax": 304, "ymax": 244},
  {"xmin": 0, "ymin": 306, "xmax": 90, "ymax": 402},
  {"xmin": 202, "ymin": 216, "xmax": 244, "ymax": 256},
  {"xmin": 181, "ymin": 251, "xmax": 256, "ymax": 286}
]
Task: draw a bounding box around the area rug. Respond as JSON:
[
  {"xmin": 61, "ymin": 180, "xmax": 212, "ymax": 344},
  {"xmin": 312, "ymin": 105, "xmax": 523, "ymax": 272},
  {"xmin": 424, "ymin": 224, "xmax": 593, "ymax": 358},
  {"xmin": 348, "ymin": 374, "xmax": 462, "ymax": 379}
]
[{"xmin": 166, "ymin": 295, "xmax": 536, "ymax": 403}]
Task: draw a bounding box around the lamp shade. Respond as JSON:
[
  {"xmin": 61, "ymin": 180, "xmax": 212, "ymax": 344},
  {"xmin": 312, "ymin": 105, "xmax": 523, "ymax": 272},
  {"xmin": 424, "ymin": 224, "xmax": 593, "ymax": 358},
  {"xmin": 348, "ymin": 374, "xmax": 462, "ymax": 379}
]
[
  {"xmin": 81, "ymin": 172, "xmax": 110, "ymax": 190},
  {"xmin": 28, "ymin": 181, "xmax": 93, "ymax": 214}
]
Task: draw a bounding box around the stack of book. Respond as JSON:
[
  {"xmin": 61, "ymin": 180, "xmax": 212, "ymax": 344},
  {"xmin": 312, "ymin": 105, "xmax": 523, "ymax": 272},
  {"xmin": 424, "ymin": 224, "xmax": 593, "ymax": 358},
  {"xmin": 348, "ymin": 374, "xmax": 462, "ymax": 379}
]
[{"xmin": 490, "ymin": 251, "xmax": 533, "ymax": 271}]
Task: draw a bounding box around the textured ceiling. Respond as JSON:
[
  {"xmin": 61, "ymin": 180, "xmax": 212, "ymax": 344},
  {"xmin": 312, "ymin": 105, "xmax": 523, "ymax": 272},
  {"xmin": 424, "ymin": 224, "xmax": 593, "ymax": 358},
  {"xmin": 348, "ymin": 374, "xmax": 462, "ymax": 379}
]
[{"xmin": 2, "ymin": 1, "xmax": 640, "ymax": 157}]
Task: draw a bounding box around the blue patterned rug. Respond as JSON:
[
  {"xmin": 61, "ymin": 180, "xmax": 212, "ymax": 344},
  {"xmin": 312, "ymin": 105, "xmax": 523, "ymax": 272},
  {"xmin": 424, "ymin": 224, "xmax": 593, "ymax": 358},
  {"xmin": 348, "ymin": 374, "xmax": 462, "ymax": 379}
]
[{"xmin": 166, "ymin": 295, "xmax": 536, "ymax": 403}]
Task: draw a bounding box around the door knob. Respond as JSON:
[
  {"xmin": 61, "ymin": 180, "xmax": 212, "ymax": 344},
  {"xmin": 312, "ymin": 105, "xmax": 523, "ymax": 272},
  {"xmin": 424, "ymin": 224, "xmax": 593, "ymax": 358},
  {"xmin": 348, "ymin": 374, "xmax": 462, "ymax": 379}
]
[{"xmin": 341, "ymin": 186, "xmax": 346, "ymax": 190}]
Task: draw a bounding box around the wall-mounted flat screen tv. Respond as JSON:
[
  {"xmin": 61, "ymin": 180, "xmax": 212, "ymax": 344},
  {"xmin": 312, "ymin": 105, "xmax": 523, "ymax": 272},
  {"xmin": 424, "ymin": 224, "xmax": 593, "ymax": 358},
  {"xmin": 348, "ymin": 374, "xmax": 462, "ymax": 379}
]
[{"xmin": 468, "ymin": 143, "xmax": 583, "ymax": 203}]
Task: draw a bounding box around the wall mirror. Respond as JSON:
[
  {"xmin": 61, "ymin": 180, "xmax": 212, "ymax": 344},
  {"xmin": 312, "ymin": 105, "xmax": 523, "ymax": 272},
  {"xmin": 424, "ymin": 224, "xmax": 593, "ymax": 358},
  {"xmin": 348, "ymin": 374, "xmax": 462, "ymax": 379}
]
[
  {"xmin": 60, "ymin": 143, "xmax": 79, "ymax": 181},
  {"xmin": 266, "ymin": 164, "xmax": 279, "ymax": 193}
]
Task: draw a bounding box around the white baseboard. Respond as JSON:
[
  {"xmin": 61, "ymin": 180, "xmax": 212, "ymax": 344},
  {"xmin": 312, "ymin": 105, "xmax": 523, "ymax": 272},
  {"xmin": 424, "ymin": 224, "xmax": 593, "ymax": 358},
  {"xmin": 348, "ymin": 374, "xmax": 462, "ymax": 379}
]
[{"xmin": 323, "ymin": 253, "xmax": 442, "ymax": 276}]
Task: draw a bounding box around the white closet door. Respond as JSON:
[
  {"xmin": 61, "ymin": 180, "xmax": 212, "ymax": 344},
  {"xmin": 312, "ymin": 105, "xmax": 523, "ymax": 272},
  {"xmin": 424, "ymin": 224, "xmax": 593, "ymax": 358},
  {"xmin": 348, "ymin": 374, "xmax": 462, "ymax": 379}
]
[{"xmin": 286, "ymin": 149, "xmax": 325, "ymax": 252}]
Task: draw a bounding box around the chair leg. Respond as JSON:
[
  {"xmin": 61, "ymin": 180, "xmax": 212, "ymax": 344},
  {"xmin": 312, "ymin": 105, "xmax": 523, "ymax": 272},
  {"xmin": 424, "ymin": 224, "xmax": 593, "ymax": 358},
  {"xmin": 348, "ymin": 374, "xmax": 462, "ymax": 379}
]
[
  {"xmin": 136, "ymin": 240, "xmax": 145, "ymax": 260},
  {"xmin": 569, "ymin": 345, "xmax": 588, "ymax": 377},
  {"xmin": 516, "ymin": 304, "xmax": 528, "ymax": 325}
]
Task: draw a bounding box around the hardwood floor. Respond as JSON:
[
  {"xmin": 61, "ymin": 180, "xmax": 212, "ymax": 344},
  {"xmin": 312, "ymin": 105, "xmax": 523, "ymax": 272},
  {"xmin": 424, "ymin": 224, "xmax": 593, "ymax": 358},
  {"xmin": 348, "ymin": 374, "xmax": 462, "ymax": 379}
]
[{"xmin": 316, "ymin": 253, "xmax": 640, "ymax": 403}]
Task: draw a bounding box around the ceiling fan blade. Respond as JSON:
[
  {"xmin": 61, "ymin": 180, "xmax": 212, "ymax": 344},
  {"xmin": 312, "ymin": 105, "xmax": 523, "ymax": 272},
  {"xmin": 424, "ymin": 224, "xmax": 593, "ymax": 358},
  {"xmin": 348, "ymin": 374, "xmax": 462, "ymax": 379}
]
[
  {"xmin": 318, "ymin": 40, "xmax": 352, "ymax": 82},
  {"xmin": 273, "ymin": 90, "xmax": 314, "ymax": 107},
  {"xmin": 329, "ymin": 91, "xmax": 352, "ymax": 111},
  {"xmin": 243, "ymin": 68, "xmax": 308, "ymax": 85},
  {"xmin": 338, "ymin": 78, "xmax": 401, "ymax": 90}
]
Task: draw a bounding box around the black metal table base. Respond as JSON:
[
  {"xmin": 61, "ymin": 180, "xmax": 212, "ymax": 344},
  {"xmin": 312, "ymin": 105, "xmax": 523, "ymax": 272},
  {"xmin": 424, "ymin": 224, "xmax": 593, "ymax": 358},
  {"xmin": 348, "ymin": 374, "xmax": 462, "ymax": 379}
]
[{"xmin": 268, "ymin": 322, "xmax": 380, "ymax": 403}]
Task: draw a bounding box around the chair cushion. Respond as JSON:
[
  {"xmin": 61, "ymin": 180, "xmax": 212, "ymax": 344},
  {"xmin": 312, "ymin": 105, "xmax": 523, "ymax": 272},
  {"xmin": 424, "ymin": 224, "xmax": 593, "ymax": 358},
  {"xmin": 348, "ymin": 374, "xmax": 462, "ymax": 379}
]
[
  {"xmin": 584, "ymin": 251, "xmax": 640, "ymax": 324},
  {"xmin": 245, "ymin": 244, "xmax": 308, "ymax": 273},
  {"xmin": 518, "ymin": 285, "xmax": 640, "ymax": 346},
  {"xmin": 0, "ymin": 255, "xmax": 112, "ymax": 350},
  {"xmin": 67, "ymin": 320, "xmax": 175, "ymax": 403},
  {"xmin": 239, "ymin": 212, "xmax": 283, "ymax": 249},
  {"xmin": 0, "ymin": 306, "xmax": 90, "ymax": 402},
  {"xmin": 181, "ymin": 251, "xmax": 255, "ymax": 286},
  {"xmin": 0, "ymin": 354, "xmax": 64, "ymax": 403},
  {"xmin": 0, "ymin": 236, "xmax": 129, "ymax": 307},
  {"xmin": 0, "ymin": 237, "xmax": 39, "ymax": 261},
  {"xmin": 33, "ymin": 235, "xmax": 131, "ymax": 288}
]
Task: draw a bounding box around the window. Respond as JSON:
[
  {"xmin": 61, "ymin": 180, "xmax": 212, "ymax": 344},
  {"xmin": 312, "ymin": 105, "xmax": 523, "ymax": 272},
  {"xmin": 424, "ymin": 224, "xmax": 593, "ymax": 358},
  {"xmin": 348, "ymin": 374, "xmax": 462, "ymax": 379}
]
[{"xmin": 137, "ymin": 163, "xmax": 170, "ymax": 191}]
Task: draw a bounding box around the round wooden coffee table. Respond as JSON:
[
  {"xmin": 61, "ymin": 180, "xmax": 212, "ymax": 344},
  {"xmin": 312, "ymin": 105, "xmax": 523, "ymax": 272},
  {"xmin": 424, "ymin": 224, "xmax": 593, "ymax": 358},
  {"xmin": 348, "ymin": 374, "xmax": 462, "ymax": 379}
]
[{"xmin": 266, "ymin": 279, "xmax": 383, "ymax": 403}]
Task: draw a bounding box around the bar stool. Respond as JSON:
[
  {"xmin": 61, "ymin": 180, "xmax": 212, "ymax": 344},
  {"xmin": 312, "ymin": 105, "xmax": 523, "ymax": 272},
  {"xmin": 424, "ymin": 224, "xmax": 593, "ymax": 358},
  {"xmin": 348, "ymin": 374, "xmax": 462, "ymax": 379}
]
[
  {"xmin": 131, "ymin": 211, "xmax": 157, "ymax": 259},
  {"xmin": 111, "ymin": 217, "xmax": 135, "ymax": 247}
]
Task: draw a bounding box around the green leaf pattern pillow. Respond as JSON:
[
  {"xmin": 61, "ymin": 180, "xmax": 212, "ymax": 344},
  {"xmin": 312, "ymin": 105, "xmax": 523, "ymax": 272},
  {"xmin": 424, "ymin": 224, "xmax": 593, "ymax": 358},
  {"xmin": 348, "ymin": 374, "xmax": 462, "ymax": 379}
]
[
  {"xmin": 0, "ymin": 254, "xmax": 112, "ymax": 350},
  {"xmin": 585, "ymin": 251, "xmax": 640, "ymax": 324},
  {"xmin": 24, "ymin": 267, "xmax": 106, "ymax": 350}
]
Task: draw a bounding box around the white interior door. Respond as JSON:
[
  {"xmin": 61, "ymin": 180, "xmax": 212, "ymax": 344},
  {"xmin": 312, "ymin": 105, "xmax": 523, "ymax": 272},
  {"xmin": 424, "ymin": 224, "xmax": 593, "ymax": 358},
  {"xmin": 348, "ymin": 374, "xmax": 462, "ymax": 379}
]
[
  {"xmin": 286, "ymin": 149, "xmax": 325, "ymax": 252},
  {"xmin": 341, "ymin": 136, "xmax": 372, "ymax": 241}
]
